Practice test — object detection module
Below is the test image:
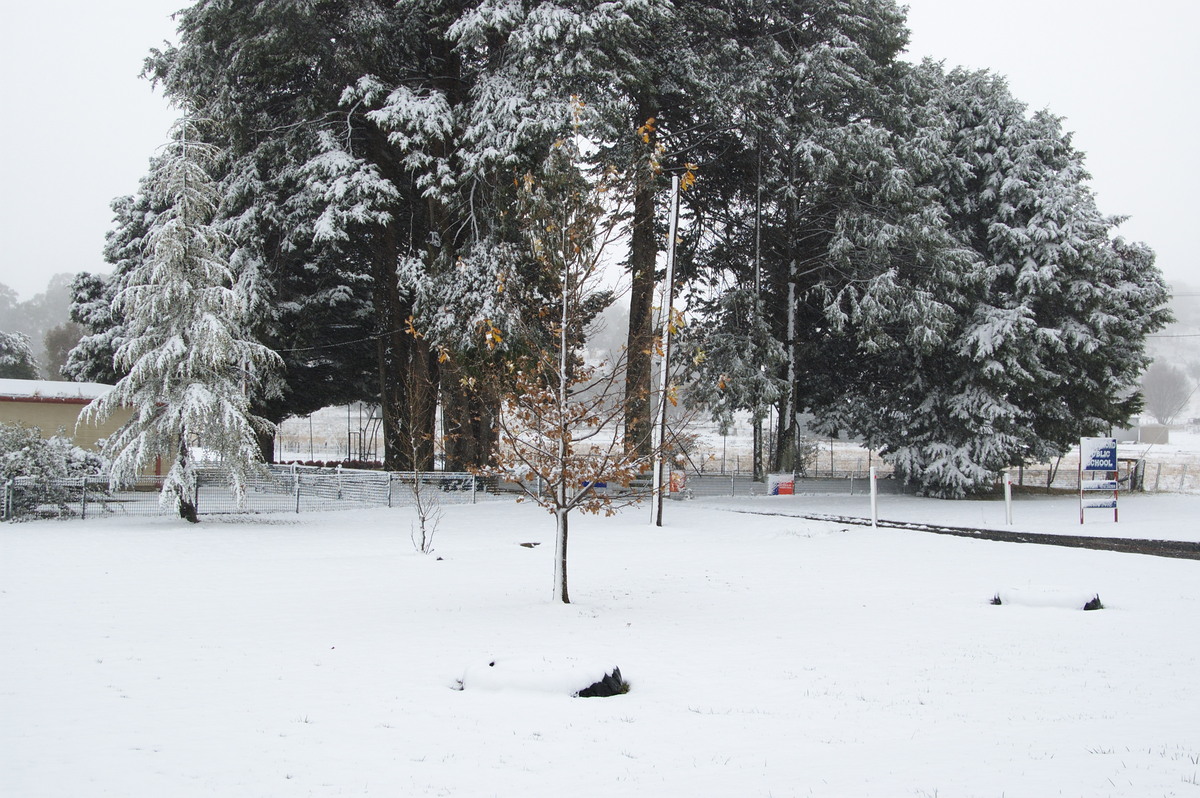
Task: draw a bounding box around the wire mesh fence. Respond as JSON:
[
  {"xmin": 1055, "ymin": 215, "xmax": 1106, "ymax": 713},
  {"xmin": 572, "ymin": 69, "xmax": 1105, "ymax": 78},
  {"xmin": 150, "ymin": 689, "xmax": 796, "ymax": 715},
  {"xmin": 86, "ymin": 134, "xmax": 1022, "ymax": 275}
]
[
  {"xmin": 2, "ymin": 474, "xmax": 165, "ymax": 521},
  {"xmin": 7, "ymin": 455, "xmax": 1197, "ymax": 523},
  {"xmin": 2, "ymin": 465, "xmax": 506, "ymax": 522}
]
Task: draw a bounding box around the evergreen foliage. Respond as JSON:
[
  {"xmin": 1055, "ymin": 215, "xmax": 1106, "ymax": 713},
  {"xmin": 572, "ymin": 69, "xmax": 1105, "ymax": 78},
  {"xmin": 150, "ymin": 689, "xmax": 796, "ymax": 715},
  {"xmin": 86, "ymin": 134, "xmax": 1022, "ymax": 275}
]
[
  {"xmin": 72, "ymin": 1, "xmax": 1173, "ymax": 502},
  {"xmin": 0, "ymin": 332, "xmax": 39, "ymax": 380},
  {"xmin": 0, "ymin": 422, "xmax": 107, "ymax": 518},
  {"xmin": 85, "ymin": 118, "xmax": 281, "ymax": 520},
  {"xmin": 793, "ymin": 64, "xmax": 1171, "ymax": 496}
]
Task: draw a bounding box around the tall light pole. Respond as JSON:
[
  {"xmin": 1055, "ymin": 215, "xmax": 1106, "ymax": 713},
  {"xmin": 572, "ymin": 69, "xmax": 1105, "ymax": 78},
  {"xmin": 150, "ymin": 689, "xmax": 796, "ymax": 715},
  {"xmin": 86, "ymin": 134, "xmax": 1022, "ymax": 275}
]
[{"xmin": 651, "ymin": 175, "xmax": 681, "ymax": 527}]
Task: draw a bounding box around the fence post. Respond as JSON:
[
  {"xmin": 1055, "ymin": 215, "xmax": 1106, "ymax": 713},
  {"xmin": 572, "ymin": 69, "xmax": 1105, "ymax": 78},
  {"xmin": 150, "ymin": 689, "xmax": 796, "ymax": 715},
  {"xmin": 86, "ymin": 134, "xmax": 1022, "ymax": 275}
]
[
  {"xmin": 1180, "ymin": 464, "xmax": 1189, "ymax": 492},
  {"xmin": 192, "ymin": 471, "xmax": 200, "ymax": 517},
  {"xmin": 471, "ymin": 473, "xmax": 477, "ymax": 504},
  {"xmin": 1154, "ymin": 462, "xmax": 1162, "ymax": 492},
  {"xmin": 336, "ymin": 464, "xmax": 343, "ymax": 500},
  {"xmin": 2, "ymin": 478, "xmax": 12, "ymax": 521},
  {"xmin": 387, "ymin": 472, "xmax": 393, "ymax": 508},
  {"xmin": 730, "ymin": 474, "xmax": 735, "ymax": 497},
  {"xmin": 293, "ymin": 466, "xmax": 301, "ymax": 513},
  {"xmin": 80, "ymin": 477, "xmax": 88, "ymax": 520}
]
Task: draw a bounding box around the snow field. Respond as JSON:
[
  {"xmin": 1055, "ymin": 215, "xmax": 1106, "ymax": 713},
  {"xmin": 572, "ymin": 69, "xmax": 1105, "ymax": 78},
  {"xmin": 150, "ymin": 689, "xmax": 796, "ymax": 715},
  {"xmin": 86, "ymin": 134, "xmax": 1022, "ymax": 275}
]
[{"xmin": 2, "ymin": 500, "xmax": 1198, "ymax": 797}]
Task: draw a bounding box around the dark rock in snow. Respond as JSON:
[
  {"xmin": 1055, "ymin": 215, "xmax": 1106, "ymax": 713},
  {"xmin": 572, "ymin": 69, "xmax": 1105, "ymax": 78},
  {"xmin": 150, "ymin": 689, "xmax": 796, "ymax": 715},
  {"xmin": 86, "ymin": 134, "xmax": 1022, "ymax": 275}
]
[{"xmin": 576, "ymin": 667, "xmax": 628, "ymax": 698}]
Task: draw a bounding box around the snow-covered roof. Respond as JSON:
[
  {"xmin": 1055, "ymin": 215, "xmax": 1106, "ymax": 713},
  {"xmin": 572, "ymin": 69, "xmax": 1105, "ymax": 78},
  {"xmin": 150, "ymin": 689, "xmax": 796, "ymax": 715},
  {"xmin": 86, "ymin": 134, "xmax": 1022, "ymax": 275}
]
[{"xmin": 0, "ymin": 378, "xmax": 114, "ymax": 403}]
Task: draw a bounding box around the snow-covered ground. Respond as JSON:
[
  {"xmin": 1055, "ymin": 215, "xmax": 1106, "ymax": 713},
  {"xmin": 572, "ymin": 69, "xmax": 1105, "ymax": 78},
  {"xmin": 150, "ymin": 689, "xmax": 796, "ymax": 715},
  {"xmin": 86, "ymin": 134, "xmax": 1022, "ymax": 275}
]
[{"xmin": 3, "ymin": 498, "xmax": 1198, "ymax": 797}]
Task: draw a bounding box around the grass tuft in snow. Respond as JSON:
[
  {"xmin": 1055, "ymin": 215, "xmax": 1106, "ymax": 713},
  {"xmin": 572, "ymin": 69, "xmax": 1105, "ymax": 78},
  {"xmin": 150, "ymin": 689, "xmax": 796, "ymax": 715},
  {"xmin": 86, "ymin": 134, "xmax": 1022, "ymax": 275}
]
[{"xmin": 1083, "ymin": 594, "xmax": 1105, "ymax": 611}]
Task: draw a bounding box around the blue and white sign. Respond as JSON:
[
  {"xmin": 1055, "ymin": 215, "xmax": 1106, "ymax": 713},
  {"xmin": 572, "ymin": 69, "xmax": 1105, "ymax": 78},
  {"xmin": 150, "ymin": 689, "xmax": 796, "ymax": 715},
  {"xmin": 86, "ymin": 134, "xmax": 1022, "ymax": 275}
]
[{"xmin": 1080, "ymin": 437, "xmax": 1118, "ymax": 472}]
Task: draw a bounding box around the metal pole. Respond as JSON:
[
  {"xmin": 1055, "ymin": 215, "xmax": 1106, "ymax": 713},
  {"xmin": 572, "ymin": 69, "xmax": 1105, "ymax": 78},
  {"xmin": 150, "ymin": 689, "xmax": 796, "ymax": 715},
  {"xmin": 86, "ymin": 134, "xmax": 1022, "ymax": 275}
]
[
  {"xmin": 652, "ymin": 175, "xmax": 681, "ymax": 527},
  {"xmin": 1078, "ymin": 457, "xmax": 1084, "ymax": 524},
  {"xmin": 1004, "ymin": 469, "xmax": 1012, "ymax": 525},
  {"xmin": 80, "ymin": 477, "xmax": 88, "ymax": 520},
  {"xmin": 869, "ymin": 466, "xmax": 878, "ymax": 528}
]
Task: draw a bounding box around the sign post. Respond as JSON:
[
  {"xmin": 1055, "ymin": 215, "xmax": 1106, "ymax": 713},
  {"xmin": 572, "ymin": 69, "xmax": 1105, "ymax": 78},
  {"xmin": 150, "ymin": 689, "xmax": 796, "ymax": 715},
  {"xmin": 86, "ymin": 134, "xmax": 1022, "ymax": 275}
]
[{"xmin": 1079, "ymin": 437, "xmax": 1118, "ymax": 524}]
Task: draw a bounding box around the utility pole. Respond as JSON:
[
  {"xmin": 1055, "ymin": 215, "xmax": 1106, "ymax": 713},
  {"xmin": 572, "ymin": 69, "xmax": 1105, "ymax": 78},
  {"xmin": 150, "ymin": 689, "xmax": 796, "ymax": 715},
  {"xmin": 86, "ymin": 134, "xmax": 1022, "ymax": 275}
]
[
  {"xmin": 651, "ymin": 175, "xmax": 681, "ymax": 527},
  {"xmin": 752, "ymin": 144, "xmax": 764, "ymax": 483}
]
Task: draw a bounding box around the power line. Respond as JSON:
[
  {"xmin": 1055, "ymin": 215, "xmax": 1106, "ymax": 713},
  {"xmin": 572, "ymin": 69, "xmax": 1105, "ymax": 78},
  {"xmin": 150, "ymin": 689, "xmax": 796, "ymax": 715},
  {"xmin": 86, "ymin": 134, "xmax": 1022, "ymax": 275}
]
[{"xmin": 273, "ymin": 328, "xmax": 400, "ymax": 353}]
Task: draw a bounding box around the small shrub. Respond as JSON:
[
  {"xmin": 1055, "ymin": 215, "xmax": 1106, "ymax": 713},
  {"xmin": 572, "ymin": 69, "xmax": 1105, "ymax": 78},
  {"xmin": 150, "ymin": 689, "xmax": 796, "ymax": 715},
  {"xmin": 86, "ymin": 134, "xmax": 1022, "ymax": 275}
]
[
  {"xmin": 1083, "ymin": 594, "xmax": 1104, "ymax": 611},
  {"xmin": 990, "ymin": 594, "xmax": 1002, "ymax": 605},
  {"xmin": 1, "ymin": 423, "xmax": 107, "ymax": 518}
]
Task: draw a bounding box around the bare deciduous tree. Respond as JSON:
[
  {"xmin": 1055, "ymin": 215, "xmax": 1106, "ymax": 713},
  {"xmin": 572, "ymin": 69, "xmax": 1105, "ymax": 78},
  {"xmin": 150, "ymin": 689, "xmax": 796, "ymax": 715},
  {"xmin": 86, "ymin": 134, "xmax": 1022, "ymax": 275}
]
[
  {"xmin": 484, "ymin": 130, "xmax": 654, "ymax": 604},
  {"xmin": 1141, "ymin": 360, "xmax": 1194, "ymax": 425}
]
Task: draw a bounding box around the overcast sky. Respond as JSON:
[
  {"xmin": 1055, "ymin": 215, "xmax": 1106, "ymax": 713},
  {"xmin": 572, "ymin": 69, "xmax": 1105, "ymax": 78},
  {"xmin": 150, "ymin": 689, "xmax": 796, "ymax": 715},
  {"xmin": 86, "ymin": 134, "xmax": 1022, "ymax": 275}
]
[{"xmin": 1, "ymin": 0, "xmax": 1195, "ymax": 304}]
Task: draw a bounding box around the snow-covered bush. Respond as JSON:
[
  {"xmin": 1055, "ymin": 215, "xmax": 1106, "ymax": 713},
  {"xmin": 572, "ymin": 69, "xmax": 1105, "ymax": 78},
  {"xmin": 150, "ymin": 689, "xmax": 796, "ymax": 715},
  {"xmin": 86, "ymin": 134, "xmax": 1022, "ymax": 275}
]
[
  {"xmin": 0, "ymin": 423, "xmax": 105, "ymax": 481},
  {"xmin": 0, "ymin": 422, "xmax": 108, "ymax": 518},
  {"xmin": 0, "ymin": 331, "xmax": 39, "ymax": 379}
]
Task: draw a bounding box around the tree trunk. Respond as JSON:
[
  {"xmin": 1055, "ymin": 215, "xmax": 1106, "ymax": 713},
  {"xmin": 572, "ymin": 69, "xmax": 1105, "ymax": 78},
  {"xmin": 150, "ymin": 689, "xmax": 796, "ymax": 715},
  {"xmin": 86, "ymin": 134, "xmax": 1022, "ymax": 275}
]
[
  {"xmin": 255, "ymin": 428, "xmax": 275, "ymax": 465},
  {"xmin": 403, "ymin": 341, "xmax": 438, "ymax": 472},
  {"xmin": 624, "ymin": 176, "xmax": 657, "ymax": 458},
  {"xmin": 554, "ymin": 507, "xmax": 569, "ymax": 604},
  {"xmin": 372, "ymin": 219, "xmax": 411, "ymax": 472},
  {"xmin": 176, "ymin": 432, "xmax": 199, "ymax": 523},
  {"xmin": 774, "ymin": 395, "xmax": 793, "ymax": 473},
  {"xmin": 442, "ymin": 367, "xmax": 497, "ymax": 471}
]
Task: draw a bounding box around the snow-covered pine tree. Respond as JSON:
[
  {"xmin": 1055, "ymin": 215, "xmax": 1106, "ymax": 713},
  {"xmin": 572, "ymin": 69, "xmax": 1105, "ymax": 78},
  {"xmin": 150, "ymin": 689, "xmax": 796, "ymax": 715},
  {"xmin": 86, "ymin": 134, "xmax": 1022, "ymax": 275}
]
[
  {"xmin": 0, "ymin": 331, "xmax": 39, "ymax": 379},
  {"xmin": 85, "ymin": 117, "xmax": 281, "ymax": 521},
  {"xmin": 67, "ymin": 161, "xmax": 181, "ymax": 387},
  {"xmin": 802, "ymin": 64, "xmax": 1170, "ymax": 497},
  {"xmin": 681, "ymin": 287, "xmax": 787, "ymax": 437},
  {"xmin": 681, "ymin": 0, "xmax": 919, "ymax": 474},
  {"xmin": 145, "ymin": 2, "xmax": 434, "ymax": 469}
]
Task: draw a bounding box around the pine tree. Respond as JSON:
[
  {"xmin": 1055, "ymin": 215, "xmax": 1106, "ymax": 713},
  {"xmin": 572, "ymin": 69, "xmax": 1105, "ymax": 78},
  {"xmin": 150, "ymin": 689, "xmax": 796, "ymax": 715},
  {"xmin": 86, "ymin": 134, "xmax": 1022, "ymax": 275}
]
[
  {"xmin": 799, "ymin": 64, "xmax": 1170, "ymax": 496},
  {"xmin": 681, "ymin": 0, "xmax": 917, "ymax": 474},
  {"xmin": 0, "ymin": 331, "xmax": 39, "ymax": 379},
  {"xmin": 85, "ymin": 118, "xmax": 281, "ymax": 521}
]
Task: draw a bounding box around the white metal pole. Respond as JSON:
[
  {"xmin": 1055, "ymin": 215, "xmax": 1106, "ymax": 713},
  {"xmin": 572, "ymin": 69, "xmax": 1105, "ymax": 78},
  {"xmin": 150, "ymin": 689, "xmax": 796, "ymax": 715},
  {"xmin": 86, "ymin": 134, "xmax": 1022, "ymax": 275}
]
[
  {"xmin": 869, "ymin": 466, "xmax": 878, "ymax": 528},
  {"xmin": 652, "ymin": 175, "xmax": 681, "ymax": 527},
  {"xmin": 1004, "ymin": 469, "xmax": 1013, "ymax": 525}
]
